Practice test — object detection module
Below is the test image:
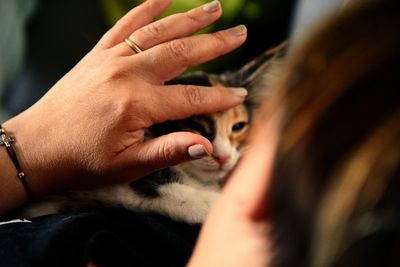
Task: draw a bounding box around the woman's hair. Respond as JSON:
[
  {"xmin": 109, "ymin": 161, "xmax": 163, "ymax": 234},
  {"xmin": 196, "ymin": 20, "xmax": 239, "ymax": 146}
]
[{"xmin": 268, "ymin": 1, "xmax": 400, "ymax": 266}]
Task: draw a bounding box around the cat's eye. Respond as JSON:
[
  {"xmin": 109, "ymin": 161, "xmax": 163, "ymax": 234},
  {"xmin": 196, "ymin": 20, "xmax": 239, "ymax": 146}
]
[{"xmin": 232, "ymin": 121, "xmax": 248, "ymax": 132}]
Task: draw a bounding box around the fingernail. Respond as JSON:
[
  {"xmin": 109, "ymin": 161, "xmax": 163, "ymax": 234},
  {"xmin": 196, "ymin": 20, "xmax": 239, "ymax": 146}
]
[
  {"xmin": 203, "ymin": 0, "xmax": 221, "ymax": 13},
  {"xmin": 230, "ymin": 88, "xmax": 248, "ymax": 97},
  {"xmin": 188, "ymin": 144, "xmax": 208, "ymax": 159},
  {"xmin": 228, "ymin": 24, "xmax": 247, "ymax": 36}
]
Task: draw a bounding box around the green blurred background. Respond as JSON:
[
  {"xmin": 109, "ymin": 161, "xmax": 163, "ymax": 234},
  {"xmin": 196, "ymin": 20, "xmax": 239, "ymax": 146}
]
[
  {"xmin": 100, "ymin": 0, "xmax": 295, "ymax": 71},
  {"xmin": 0, "ymin": 0, "xmax": 295, "ymax": 118}
]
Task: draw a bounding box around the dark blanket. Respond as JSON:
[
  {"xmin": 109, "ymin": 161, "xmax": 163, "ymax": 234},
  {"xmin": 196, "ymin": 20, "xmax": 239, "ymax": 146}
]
[{"xmin": 0, "ymin": 209, "xmax": 201, "ymax": 267}]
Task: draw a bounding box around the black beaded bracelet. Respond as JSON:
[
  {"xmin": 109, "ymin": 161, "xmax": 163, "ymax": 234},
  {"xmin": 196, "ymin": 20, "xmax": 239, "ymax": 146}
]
[{"xmin": 0, "ymin": 125, "xmax": 33, "ymax": 200}]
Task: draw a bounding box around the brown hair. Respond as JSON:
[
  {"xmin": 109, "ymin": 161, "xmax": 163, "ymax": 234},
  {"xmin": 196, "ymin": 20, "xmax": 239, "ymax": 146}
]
[{"xmin": 268, "ymin": 1, "xmax": 400, "ymax": 266}]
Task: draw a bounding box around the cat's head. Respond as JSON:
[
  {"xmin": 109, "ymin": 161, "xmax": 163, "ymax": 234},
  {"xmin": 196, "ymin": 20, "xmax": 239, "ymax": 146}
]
[
  {"xmin": 151, "ymin": 101, "xmax": 250, "ymax": 183},
  {"xmin": 150, "ymin": 42, "xmax": 287, "ymax": 183}
]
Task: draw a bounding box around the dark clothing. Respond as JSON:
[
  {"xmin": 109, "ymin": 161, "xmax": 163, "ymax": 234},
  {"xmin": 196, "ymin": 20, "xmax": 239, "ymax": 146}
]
[{"xmin": 0, "ymin": 209, "xmax": 200, "ymax": 267}]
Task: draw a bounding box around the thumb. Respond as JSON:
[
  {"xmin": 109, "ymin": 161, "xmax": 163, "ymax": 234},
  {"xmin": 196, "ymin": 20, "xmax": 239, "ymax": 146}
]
[{"xmin": 122, "ymin": 132, "xmax": 213, "ymax": 177}]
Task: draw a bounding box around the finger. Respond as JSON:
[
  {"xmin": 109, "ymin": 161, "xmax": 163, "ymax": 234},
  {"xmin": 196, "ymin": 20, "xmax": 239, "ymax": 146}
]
[
  {"xmin": 134, "ymin": 25, "xmax": 247, "ymax": 83},
  {"xmin": 140, "ymin": 85, "xmax": 248, "ymax": 126},
  {"xmin": 121, "ymin": 132, "xmax": 213, "ymax": 178},
  {"xmin": 98, "ymin": 0, "xmax": 172, "ymax": 49},
  {"xmin": 222, "ymin": 104, "xmax": 281, "ymax": 219},
  {"xmin": 120, "ymin": 0, "xmax": 222, "ymax": 56}
]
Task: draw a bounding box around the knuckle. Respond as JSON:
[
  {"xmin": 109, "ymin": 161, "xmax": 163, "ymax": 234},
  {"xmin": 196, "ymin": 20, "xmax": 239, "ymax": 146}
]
[
  {"xmin": 114, "ymin": 87, "xmax": 145, "ymax": 117},
  {"xmin": 115, "ymin": 20, "xmax": 130, "ymax": 34},
  {"xmin": 167, "ymin": 39, "xmax": 191, "ymax": 64},
  {"xmin": 99, "ymin": 30, "xmax": 112, "ymax": 44},
  {"xmin": 212, "ymin": 31, "xmax": 228, "ymax": 47},
  {"xmin": 144, "ymin": 0, "xmax": 158, "ymax": 12},
  {"xmin": 103, "ymin": 64, "xmax": 128, "ymax": 83},
  {"xmin": 182, "ymin": 85, "xmax": 203, "ymax": 106},
  {"xmin": 115, "ymin": 92, "xmax": 133, "ymax": 114},
  {"xmin": 142, "ymin": 22, "xmax": 164, "ymax": 40},
  {"xmin": 185, "ymin": 11, "xmax": 202, "ymax": 26},
  {"xmin": 157, "ymin": 136, "xmax": 176, "ymax": 164},
  {"xmin": 208, "ymin": 32, "xmax": 229, "ymax": 57}
]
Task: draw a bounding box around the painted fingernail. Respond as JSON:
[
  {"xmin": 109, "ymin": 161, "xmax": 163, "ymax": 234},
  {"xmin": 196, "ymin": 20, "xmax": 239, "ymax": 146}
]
[
  {"xmin": 228, "ymin": 24, "xmax": 247, "ymax": 36},
  {"xmin": 188, "ymin": 144, "xmax": 208, "ymax": 159},
  {"xmin": 230, "ymin": 88, "xmax": 248, "ymax": 97},
  {"xmin": 203, "ymin": 0, "xmax": 221, "ymax": 13}
]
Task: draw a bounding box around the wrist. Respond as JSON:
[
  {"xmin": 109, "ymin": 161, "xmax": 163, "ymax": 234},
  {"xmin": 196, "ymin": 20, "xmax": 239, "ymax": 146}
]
[
  {"xmin": 1, "ymin": 113, "xmax": 58, "ymax": 201},
  {"xmin": 0, "ymin": 143, "xmax": 28, "ymax": 215},
  {"xmin": 1, "ymin": 126, "xmax": 34, "ymax": 198}
]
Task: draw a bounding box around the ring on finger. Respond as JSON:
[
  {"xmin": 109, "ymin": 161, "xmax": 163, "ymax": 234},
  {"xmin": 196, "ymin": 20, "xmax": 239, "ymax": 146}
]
[{"xmin": 125, "ymin": 38, "xmax": 143, "ymax": 54}]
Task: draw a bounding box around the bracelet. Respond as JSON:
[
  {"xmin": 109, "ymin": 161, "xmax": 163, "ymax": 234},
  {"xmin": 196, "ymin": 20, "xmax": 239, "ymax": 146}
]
[{"xmin": 0, "ymin": 125, "xmax": 34, "ymax": 200}]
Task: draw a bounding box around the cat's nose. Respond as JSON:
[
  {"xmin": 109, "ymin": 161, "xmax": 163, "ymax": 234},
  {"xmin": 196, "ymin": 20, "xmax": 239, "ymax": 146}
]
[{"xmin": 213, "ymin": 155, "xmax": 229, "ymax": 167}]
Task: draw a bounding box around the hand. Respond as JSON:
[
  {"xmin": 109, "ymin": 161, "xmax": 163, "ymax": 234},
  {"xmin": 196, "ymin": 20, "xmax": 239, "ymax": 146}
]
[
  {"xmin": 188, "ymin": 105, "xmax": 280, "ymax": 267},
  {"xmin": 2, "ymin": 0, "xmax": 247, "ymax": 199}
]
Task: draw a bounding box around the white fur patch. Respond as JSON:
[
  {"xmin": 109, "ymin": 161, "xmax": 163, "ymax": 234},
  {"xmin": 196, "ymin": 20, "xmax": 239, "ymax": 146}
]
[{"xmin": 0, "ymin": 219, "xmax": 32, "ymax": 225}]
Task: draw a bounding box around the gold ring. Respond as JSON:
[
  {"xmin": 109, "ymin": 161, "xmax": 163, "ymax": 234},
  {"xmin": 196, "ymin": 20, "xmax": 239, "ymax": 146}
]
[{"xmin": 125, "ymin": 38, "xmax": 143, "ymax": 54}]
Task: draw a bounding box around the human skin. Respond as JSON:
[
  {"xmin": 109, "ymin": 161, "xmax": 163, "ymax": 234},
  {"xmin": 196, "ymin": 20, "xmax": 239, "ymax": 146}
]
[{"xmin": 0, "ymin": 0, "xmax": 248, "ymax": 215}]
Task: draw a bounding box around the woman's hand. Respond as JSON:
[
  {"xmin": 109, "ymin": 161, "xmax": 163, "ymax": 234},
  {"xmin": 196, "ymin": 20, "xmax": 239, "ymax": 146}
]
[{"xmin": 1, "ymin": 0, "xmax": 247, "ymax": 206}]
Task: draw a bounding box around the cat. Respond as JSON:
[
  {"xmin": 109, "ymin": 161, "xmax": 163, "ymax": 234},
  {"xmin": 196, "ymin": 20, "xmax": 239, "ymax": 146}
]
[{"xmin": 20, "ymin": 42, "xmax": 287, "ymax": 224}]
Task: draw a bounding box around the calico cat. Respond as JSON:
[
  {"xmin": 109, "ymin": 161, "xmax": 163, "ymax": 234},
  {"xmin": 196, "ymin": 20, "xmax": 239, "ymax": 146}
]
[{"xmin": 20, "ymin": 42, "xmax": 287, "ymax": 224}]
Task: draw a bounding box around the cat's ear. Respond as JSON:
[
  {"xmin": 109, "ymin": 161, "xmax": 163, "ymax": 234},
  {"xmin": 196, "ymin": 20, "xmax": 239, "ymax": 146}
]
[{"xmin": 221, "ymin": 41, "xmax": 288, "ymax": 110}]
